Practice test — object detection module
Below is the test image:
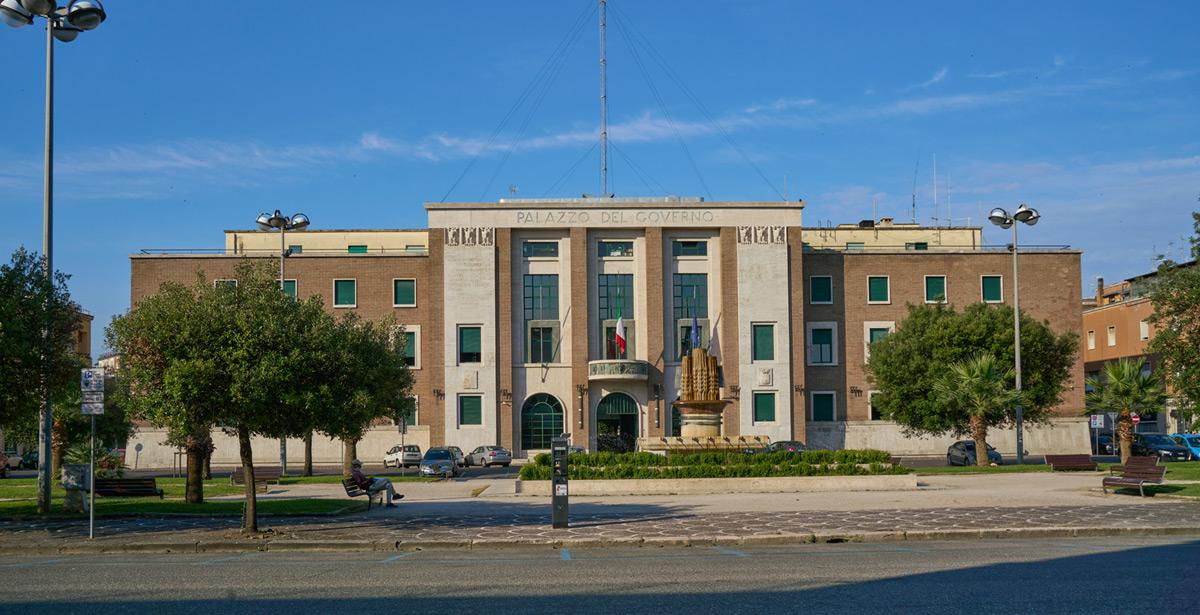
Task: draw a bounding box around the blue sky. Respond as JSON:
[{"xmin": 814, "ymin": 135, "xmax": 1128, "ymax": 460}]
[{"xmin": 2, "ymin": 1, "xmax": 1197, "ymax": 358}]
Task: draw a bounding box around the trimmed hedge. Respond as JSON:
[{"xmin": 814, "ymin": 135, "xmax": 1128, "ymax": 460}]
[
  {"xmin": 518, "ymin": 462, "xmax": 906, "ymax": 481},
  {"xmin": 531, "ymin": 449, "xmax": 893, "ymax": 468}
]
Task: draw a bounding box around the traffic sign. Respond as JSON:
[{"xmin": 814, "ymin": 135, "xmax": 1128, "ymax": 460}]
[
  {"xmin": 1131, "ymin": 413, "xmax": 1141, "ymax": 425},
  {"xmin": 81, "ymin": 367, "xmax": 105, "ymax": 392},
  {"xmin": 398, "ymin": 416, "xmax": 408, "ymax": 435},
  {"xmin": 82, "ymin": 402, "xmax": 104, "ymax": 416},
  {"xmin": 82, "ymin": 391, "xmax": 104, "ymax": 404},
  {"xmin": 1089, "ymin": 414, "xmax": 1104, "ymax": 429}
]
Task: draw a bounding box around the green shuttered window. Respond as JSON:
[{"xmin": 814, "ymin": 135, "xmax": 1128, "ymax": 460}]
[
  {"xmin": 394, "ymin": 279, "xmax": 416, "ymax": 306},
  {"xmin": 459, "ymin": 326, "xmax": 481, "ymax": 363},
  {"xmin": 925, "ymin": 276, "xmax": 946, "ymax": 303},
  {"xmin": 402, "ymin": 331, "xmax": 416, "ymax": 367},
  {"xmin": 812, "ymin": 393, "xmax": 835, "ymax": 422},
  {"xmin": 753, "ymin": 392, "xmax": 776, "ymax": 423},
  {"xmin": 347, "ymin": 245, "xmax": 367, "ymax": 254},
  {"xmin": 752, "ymin": 324, "xmax": 774, "ymax": 361},
  {"xmin": 869, "ymin": 327, "xmax": 890, "ymax": 344},
  {"xmin": 459, "ymin": 395, "xmax": 482, "ymax": 425},
  {"xmin": 333, "ymin": 279, "xmax": 356, "ymax": 307},
  {"xmin": 810, "ymin": 328, "xmax": 833, "ymax": 364},
  {"xmin": 982, "ymin": 276, "xmax": 1002, "ymax": 302},
  {"xmin": 810, "ymin": 276, "xmax": 832, "ymax": 304},
  {"xmin": 868, "ymin": 276, "xmax": 889, "ymax": 303},
  {"xmin": 281, "ymin": 280, "xmax": 296, "ymax": 298}
]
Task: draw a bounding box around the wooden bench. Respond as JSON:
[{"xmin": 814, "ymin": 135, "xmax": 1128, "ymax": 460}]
[
  {"xmin": 1108, "ymin": 456, "xmax": 1157, "ymax": 475},
  {"xmin": 93, "ymin": 478, "xmax": 164, "ymax": 499},
  {"xmin": 1102, "ymin": 465, "xmax": 1167, "ymax": 497},
  {"xmin": 230, "ymin": 466, "xmax": 282, "ymax": 492},
  {"xmin": 1045, "ymin": 454, "xmax": 1097, "ymax": 471},
  {"xmin": 341, "ymin": 478, "xmax": 383, "ymax": 510}
]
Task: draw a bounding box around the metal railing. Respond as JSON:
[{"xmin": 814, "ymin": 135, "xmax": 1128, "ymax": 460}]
[
  {"xmin": 138, "ymin": 247, "xmax": 429, "ymax": 256},
  {"xmin": 587, "ymin": 359, "xmax": 650, "ymax": 380},
  {"xmin": 802, "ymin": 243, "xmax": 1071, "ymax": 253}
]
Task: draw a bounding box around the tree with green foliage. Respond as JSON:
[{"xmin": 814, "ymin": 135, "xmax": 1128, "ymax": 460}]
[
  {"xmin": 0, "ymin": 248, "xmax": 87, "ymax": 512},
  {"xmin": 931, "ymin": 354, "xmax": 1022, "ymax": 466},
  {"xmin": 1147, "ymin": 211, "xmax": 1200, "ymax": 432},
  {"xmin": 1086, "ymin": 358, "xmax": 1166, "ymax": 464},
  {"xmin": 867, "ymin": 303, "xmax": 1077, "ymax": 443}
]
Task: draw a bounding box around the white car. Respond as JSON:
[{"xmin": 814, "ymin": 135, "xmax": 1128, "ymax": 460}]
[{"xmin": 383, "ymin": 444, "xmax": 422, "ymax": 468}]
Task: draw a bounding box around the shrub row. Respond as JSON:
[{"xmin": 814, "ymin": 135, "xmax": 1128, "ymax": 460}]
[
  {"xmin": 518, "ymin": 462, "xmax": 906, "ymax": 481},
  {"xmin": 531, "ymin": 449, "xmax": 893, "ymax": 468}
]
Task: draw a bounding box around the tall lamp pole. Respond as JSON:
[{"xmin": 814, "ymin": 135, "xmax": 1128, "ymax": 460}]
[
  {"xmin": 255, "ymin": 209, "xmax": 310, "ymax": 475},
  {"xmin": 988, "ymin": 204, "xmax": 1041, "ymax": 465},
  {"xmin": 3, "ymin": 0, "xmax": 108, "ymax": 514}
]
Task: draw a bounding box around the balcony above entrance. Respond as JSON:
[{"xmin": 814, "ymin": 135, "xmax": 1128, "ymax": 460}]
[{"xmin": 588, "ymin": 359, "xmax": 649, "ymax": 382}]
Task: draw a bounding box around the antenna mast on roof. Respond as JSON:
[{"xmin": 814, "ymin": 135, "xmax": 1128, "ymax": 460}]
[
  {"xmin": 911, "ymin": 157, "xmax": 920, "ymax": 223},
  {"xmin": 598, "ymin": 0, "xmax": 611, "ymax": 197}
]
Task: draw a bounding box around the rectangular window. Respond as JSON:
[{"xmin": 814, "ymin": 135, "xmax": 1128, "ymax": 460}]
[
  {"xmin": 603, "ymin": 325, "xmax": 634, "ymax": 360},
  {"xmin": 281, "ymin": 279, "xmax": 297, "ymax": 299},
  {"xmin": 522, "ymin": 241, "xmax": 559, "ymax": 258},
  {"xmin": 1107, "ymin": 326, "xmax": 1116, "ymax": 347},
  {"xmin": 752, "ymin": 324, "xmax": 775, "ymax": 361},
  {"xmin": 287, "ymin": 244, "xmax": 302, "ymax": 255},
  {"xmin": 598, "ymin": 274, "xmax": 634, "ymax": 320},
  {"xmin": 405, "ymin": 244, "xmax": 425, "ymax": 253},
  {"xmin": 864, "ymin": 321, "xmax": 894, "ymax": 363},
  {"xmin": 868, "ymin": 276, "xmax": 890, "ymax": 303},
  {"xmin": 811, "ymin": 392, "xmax": 835, "ymax": 422},
  {"xmin": 672, "ymin": 240, "xmax": 708, "ymax": 257},
  {"xmin": 598, "ymin": 240, "xmax": 634, "ymax": 258},
  {"xmin": 753, "ymin": 392, "xmax": 776, "ymax": 423},
  {"xmin": 333, "ymin": 279, "xmax": 356, "ymax": 307},
  {"xmin": 458, "ymin": 395, "xmax": 482, "ymax": 426},
  {"xmin": 808, "ymin": 325, "xmax": 835, "ymax": 365},
  {"xmin": 1140, "ymin": 320, "xmax": 1150, "ymax": 340},
  {"xmin": 846, "ymin": 242, "xmax": 865, "ymax": 251},
  {"xmin": 524, "ymin": 275, "xmax": 560, "ymax": 363},
  {"xmin": 678, "ymin": 323, "xmax": 710, "ymax": 359},
  {"xmin": 809, "ymin": 276, "xmax": 833, "ymax": 304},
  {"xmin": 925, "ymin": 275, "xmax": 947, "ymax": 303},
  {"xmin": 906, "ymin": 242, "xmax": 929, "ymax": 251},
  {"xmin": 458, "ymin": 326, "xmax": 481, "ymax": 363},
  {"xmin": 393, "ymin": 279, "xmax": 417, "ymax": 307},
  {"xmin": 401, "ymin": 331, "xmax": 417, "ymax": 367},
  {"xmin": 672, "ymin": 274, "xmax": 708, "ymax": 320},
  {"xmin": 214, "ymin": 279, "xmax": 237, "ymax": 289},
  {"xmin": 982, "ymin": 275, "xmax": 1003, "ymax": 303},
  {"xmin": 869, "ymin": 392, "xmax": 883, "ymax": 421},
  {"xmin": 348, "ymin": 245, "xmax": 367, "ymax": 254},
  {"xmin": 1087, "ymin": 330, "xmax": 1096, "ymax": 350},
  {"xmin": 868, "ymin": 327, "xmax": 890, "ymax": 344}
]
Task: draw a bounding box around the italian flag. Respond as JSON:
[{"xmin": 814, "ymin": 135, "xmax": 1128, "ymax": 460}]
[{"xmin": 614, "ymin": 292, "xmax": 627, "ymax": 356}]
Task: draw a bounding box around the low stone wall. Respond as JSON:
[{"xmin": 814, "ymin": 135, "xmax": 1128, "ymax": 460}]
[
  {"xmin": 515, "ymin": 473, "xmax": 917, "ymax": 496},
  {"xmin": 805, "ymin": 417, "xmax": 1090, "ymax": 457},
  {"xmin": 124, "ymin": 425, "xmax": 432, "ymax": 470}
]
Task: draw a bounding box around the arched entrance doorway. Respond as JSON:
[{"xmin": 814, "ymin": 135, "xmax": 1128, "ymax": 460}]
[
  {"xmin": 521, "ymin": 393, "xmax": 564, "ymax": 451},
  {"xmin": 596, "ymin": 392, "xmax": 639, "ymax": 452}
]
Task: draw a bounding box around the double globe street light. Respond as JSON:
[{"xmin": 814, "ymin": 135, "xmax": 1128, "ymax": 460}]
[
  {"xmin": 255, "ymin": 210, "xmax": 311, "ymax": 475},
  {"xmin": 988, "ymin": 204, "xmax": 1041, "ymax": 466},
  {"xmin": 2, "ymin": 0, "xmax": 107, "ymax": 514}
]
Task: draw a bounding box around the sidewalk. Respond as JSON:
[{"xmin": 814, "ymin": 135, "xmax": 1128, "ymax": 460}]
[{"xmin": 2, "ymin": 473, "xmax": 1197, "ymax": 553}]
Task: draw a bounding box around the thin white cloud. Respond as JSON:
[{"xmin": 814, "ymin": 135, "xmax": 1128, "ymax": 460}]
[{"xmin": 902, "ymin": 67, "xmax": 948, "ymax": 91}]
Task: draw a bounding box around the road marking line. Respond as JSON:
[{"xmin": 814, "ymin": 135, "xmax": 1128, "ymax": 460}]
[
  {"xmin": 2, "ymin": 558, "xmax": 69, "ymax": 568},
  {"xmin": 560, "ymin": 548, "xmax": 572, "ymax": 561},
  {"xmin": 203, "ymin": 553, "xmax": 257, "ymax": 564},
  {"xmin": 381, "ymin": 552, "xmax": 419, "ymax": 563},
  {"xmin": 714, "ymin": 547, "xmax": 749, "ymax": 557}
]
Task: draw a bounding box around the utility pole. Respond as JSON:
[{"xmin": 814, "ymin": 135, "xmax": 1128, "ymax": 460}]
[{"xmin": 599, "ymin": 0, "xmax": 610, "ymax": 197}]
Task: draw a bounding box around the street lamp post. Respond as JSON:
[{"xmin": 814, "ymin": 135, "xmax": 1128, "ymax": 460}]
[
  {"xmin": 3, "ymin": 0, "xmax": 108, "ymax": 514},
  {"xmin": 988, "ymin": 204, "xmax": 1041, "ymax": 466},
  {"xmin": 255, "ymin": 209, "xmax": 310, "ymax": 475}
]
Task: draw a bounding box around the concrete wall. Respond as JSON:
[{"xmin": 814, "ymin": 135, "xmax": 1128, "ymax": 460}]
[
  {"xmin": 805, "ymin": 417, "xmax": 1091, "ymax": 457},
  {"xmin": 124, "ymin": 425, "xmax": 432, "ymax": 470},
  {"xmin": 736, "ymin": 228, "xmax": 793, "ymax": 443}
]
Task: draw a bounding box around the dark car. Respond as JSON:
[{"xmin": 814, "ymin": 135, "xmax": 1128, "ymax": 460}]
[
  {"xmin": 1092, "ymin": 434, "xmax": 1116, "ymax": 455},
  {"xmin": 1133, "ymin": 433, "xmax": 1191, "ymax": 462},
  {"xmin": 419, "ymin": 447, "xmax": 461, "ymax": 478},
  {"xmin": 765, "ymin": 440, "xmax": 808, "ymax": 453},
  {"xmin": 947, "ymin": 441, "xmax": 1002, "ymax": 466}
]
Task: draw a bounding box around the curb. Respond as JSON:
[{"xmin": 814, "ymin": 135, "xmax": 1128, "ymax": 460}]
[{"xmin": 2, "ymin": 525, "xmax": 1198, "ymax": 555}]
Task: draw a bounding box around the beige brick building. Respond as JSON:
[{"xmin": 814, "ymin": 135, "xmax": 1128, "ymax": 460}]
[{"xmin": 127, "ymin": 197, "xmax": 1088, "ymax": 462}]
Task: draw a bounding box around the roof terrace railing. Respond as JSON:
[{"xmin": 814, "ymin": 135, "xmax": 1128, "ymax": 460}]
[
  {"xmin": 138, "ymin": 247, "xmax": 430, "ymax": 256},
  {"xmin": 801, "ymin": 243, "xmax": 1071, "ymax": 253}
]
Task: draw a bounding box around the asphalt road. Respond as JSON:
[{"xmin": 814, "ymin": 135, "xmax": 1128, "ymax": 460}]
[{"xmin": 2, "ymin": 536, "xmax": 1196, "ymax": 613}]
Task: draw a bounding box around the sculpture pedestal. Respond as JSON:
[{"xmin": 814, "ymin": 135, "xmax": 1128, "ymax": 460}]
[{"xmin": 673, "ymin": 399, "xmax": 731, "ymax": 438}]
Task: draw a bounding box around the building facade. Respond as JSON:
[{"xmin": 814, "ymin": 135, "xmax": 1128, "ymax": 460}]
[{"xmin": 128, "ymin": 198, "xmax": 1088, "ymax": 463}]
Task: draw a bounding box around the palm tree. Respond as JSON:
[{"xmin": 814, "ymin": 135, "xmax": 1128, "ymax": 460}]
[
  {"xmin": 1086, "ymin": 359, "xmax": 1166, "ymax": 464},
  {"xmin": 933, "ymin": 353, "xmax": 1021, "ymax": 467}
]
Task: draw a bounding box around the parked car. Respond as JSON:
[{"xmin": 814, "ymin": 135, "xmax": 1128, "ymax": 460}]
[
  {"xmin": 447, "ymin": 446, "xmax": 466, "ymax": 468},
  {"xmin": 21, "ymin": 450, "xmax": 38, "ymax": 470},
  {"xmin": 1171, "ymin": 434, "xmax": 1200, "ymax": 461},
  {"xmin": 765, "ymin": 440, "xmax": 808, "ymax": 453},
  {"xmin": 383, "ymin": 444, "xmax": 422, "ymax": 468},
  {"xmin": 946, "ymin": 441, "xmax": 1002, "ymax": 466},
  {"xmin": 568, "ymin": 446, "xmax": 587, "ymax": 455},
  {"xmin": 0, "ymin": 452, "xmax": 8, "ymax": 478},
  {"xmin": 466, "ymin": 445, "xmax": 512, "ymax": 467},
  {"xmin": 420, "ymin": 448, "xmax": 460, "ymax": 478},
  {"xmin": 2, "ymin": 450, "xmax": 21, "ymax": 470},
  {"xmin": 1133, "ymin": 433, "xmax": 1191, "ymax": 462},
  {"xmin": 1092, "ymin": 434, "xmax": 1116, "ymax": 455}
]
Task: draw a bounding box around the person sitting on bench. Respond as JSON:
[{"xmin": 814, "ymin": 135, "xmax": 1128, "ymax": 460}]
[{"xmin": 351, "ymin": 459, "xmax": 403, "ymax": 507}]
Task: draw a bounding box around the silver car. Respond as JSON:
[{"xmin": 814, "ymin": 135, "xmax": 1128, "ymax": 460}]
[
  {"xmin": 447, "ymin": 446, "xmax": 466, "ymax": 468},
  {"xmin": 419, "ymin": 448, "xmax": 460, "ymax": 478},
  {"xmin": 466, "ymin": 445, "xmax": 512, "ymax": 467}
]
